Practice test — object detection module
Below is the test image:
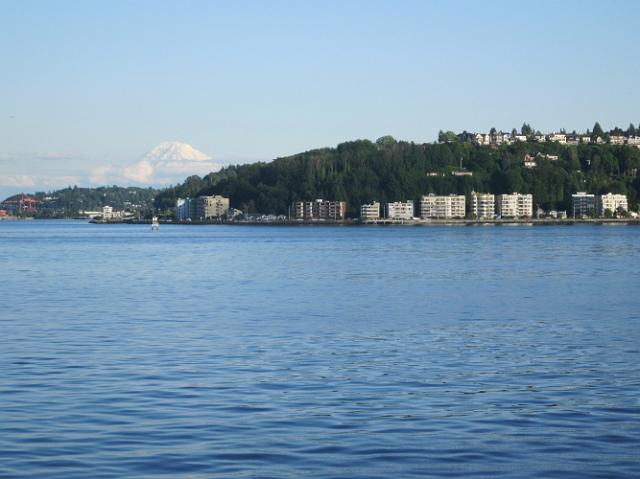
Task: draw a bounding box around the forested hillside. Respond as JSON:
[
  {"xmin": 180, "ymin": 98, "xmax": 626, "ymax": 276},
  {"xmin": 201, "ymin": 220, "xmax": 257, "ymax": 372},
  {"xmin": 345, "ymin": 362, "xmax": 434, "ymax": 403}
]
[
  {"xmin": 154, "ymin": 137, "xmax": 640, "ymax": 217},
  {"xmin": 3, "ymin": 186, "xmax": 158, "ymax": 217}
]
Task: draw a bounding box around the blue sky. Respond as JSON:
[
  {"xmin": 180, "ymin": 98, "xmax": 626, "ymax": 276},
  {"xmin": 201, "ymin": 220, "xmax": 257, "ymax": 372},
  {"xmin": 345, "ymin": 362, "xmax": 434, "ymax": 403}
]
[{"xmin": 1, "ymin": 0, "xmax": 639, "ymax": 197}]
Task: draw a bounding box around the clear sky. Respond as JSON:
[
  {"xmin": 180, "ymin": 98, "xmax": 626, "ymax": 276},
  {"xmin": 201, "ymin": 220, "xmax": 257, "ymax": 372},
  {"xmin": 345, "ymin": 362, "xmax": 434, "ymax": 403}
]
[{"xmin": 1, "ymin": 0, "xmax": 639, "ymax": 197}]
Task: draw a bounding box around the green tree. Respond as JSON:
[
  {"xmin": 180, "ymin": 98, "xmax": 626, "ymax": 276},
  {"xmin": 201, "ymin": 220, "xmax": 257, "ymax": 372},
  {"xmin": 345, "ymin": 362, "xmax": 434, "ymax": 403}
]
[
  {"xmin": 627, "ymin": 123, "xmax": 636, "ymax": 136},
  {"xmin": 375, "ymin": 135, "xmax": 397, "ymax": 148},
  {"xmin": 592, "ymin": 122, "xmax": 605, "ymax": 139}
]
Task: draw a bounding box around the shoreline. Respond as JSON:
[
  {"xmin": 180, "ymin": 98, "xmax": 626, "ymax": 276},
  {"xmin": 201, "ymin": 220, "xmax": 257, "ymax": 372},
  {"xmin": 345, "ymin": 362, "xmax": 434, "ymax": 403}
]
[{"xmin": 88, "ymin": 218, "xmax": 640, "ymax": 226}]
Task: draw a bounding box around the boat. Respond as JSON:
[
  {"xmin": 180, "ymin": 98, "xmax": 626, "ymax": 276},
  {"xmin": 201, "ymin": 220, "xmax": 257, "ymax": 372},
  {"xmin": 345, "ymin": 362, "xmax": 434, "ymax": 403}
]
[{"xmin": 151, "ymin": 216, "xmax": 160, "ymax": 231}]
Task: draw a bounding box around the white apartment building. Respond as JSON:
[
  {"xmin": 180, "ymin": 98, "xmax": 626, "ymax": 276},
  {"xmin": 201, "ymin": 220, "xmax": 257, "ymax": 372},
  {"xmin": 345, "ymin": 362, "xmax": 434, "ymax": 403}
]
[
  {"xmin": 496, "ymin": 193, "xmax": 533, "ymax": 218},
  {"xmin": 471, "ymin": 192, "xmax": 495, "ymax": 219},
  {"xmin": 609, "ymin": 135, "xmax": 625, "ymax": 145},
  {"xmin": 385, "ymin": 201, "xmax": 414, "ymax": 220},
  {"xmin": 102, "ymin": 205, "xmax": 113, "ymax": 219},
  {"xmin": 597, "ymin": 193, "xmax": 628, "ymax": 216},
  {"xmin": 360, "ymin": 202, "xmax": 380, "ymax": 221},
  {"xmin": 420, "ymin": 194, "xmax": 465, "ymax": 219}
]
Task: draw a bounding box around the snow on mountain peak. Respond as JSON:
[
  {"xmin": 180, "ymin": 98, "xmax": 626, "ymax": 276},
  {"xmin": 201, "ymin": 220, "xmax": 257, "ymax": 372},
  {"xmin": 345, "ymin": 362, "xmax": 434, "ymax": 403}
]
[{"xmin": 142, "ymin": 141, "xmax": 211, "ymax": 163}]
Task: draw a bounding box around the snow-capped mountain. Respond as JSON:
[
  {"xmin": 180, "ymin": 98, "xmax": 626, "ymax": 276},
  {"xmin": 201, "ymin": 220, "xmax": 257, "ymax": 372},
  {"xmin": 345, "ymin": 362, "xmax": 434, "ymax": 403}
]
[
  {"xmin": 92, "ymin": 141, "xmax": 221, "ymax": 185},
  {"xmin": 140, "ymin": 141, "xmax": 211, "ymax": 164}
]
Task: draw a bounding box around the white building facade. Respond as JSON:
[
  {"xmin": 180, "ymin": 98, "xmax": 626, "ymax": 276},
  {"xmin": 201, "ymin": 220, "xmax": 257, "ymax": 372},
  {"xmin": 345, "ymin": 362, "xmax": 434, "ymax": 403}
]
[
  {"xmin": 597, "ymin": 193, "xmax": 628, "ymax": 216},
  {"xmin": 385, "ymin": 201, "xmax": 414, "ymax": 220},
  {"xmin": 496, "ymin": 193, "xmax": 533, "ymax": 218},
  {"xmin": 360, "ymin": 202, "xmax": 380, "ymax": 221},
  {"xmin": 420, "ymin": 194, "xmax": 465, "ymax": 219},
  {"xmin": 471, "ymin": 192, "xmax": 495, "ymax": 219}
]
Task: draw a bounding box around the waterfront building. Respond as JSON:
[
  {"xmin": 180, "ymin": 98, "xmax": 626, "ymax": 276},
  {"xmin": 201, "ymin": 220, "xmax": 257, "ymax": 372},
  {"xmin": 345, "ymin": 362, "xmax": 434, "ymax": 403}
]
[
  {"xmin": 496, "ymin": 193, "xmax": 533, "ymax": 218},
  {"xmin": 597, "ymin": 193, "xmax": 628, "ymax": 216},
  {"xmin": 291, "ymin": 199, "xmax": 347, "ymax": 220},
  {"xmin": 548, "ymin": 210, "xmax": 568, "ymax": 219},
  {"xmin": 385, "ymin": 201, "xmax": 414, "ymax": 220},
  {"xmin": 102, "ymin": 205, "xmax": 113, "ymax": 219},
  {"xmin": 194, "ymin": 195, "xmax": 229, "ymax": 220},
  {"xmin": 316, "ymin": 199, "xmax": 347, "ymax": 220},
  {"xmin": 420, "ymin": 194, "xmax": 465, "ymax": 219},
  {"xmin": 360, "ymin": 202, "xmax": 380, "ymax": 221},
  {"xmin": 175, "ymin": 198, "xmax": 192, "ymax": 220},
  {"xmin": 572, "ymin": 192, "xmax": 596, "ymax": 218},
  {"xmin": 471, "ymin": 192, "xmax": 495, "ymax": 219}
]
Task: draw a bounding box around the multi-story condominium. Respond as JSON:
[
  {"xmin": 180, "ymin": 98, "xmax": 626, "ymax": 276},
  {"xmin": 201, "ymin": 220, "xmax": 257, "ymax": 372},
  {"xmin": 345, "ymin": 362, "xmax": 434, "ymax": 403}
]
[
  {"xmin": 291, "ymin": 201, "xmax": 305, "ymax": 219},
  {"xmin": 471, "ymin": 192, "xmax": 495, "ymax": 219},
  {"xmin": 175, "ymin": 197, "xmax": 192, "ymax": 220},
  {"xmin": 572, "ymin": 192, "xmax": 596, "ymax": 218},
  {"xmin": 626, "ymin": 136, "xmax": 640, "ymax": 146},
  {"xmin": 609, "ymin": 135, "xmax": 625, "ymax": 145},
  {"xmin": 291, "ymin": 199, "xmax": 347, "ymax": 220},
  {"xmin": 194, "ymin": 195, "xmax": 229, "ymax": 220},
  {"xmin": 385, "ymin": 201, "xmax": 414, "ymax": 220},
  {"xmin": 496, "ymin": 193, "xmax": 533, "ymax": 218},
  {"xmin": 517, "ymin": 194, "xmax": 534, "ymax": 218},
  {"xmin": 597, "ymin": 193, "xmax": 628, "ymax": 216},
  {"xmin": 420, "ymin": 194, "xmax": 465, "ymax": 219},
  {"xmin": 360, "ymin": 202, "xmax": 380, "ymax": 221},
  {"xmin": 315, "ymin": 199, "xmax": 347, "ymax": 220},
  {"xmin": 102, "ymin": 205, "xmax": 113, "ymax": 219}
]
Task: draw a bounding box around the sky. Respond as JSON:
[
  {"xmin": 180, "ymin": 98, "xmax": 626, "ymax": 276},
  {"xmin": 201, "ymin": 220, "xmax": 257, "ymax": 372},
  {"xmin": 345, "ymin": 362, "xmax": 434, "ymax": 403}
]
[{"xmin": 1, "ymin": 0, "xmax": 639, "ymax": 198}]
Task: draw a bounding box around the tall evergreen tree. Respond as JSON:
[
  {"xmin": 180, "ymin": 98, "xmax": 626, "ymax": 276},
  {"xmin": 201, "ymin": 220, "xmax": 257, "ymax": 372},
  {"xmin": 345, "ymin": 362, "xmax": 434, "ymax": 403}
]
[
  {"xmin": 592, "ymin": 122, "xmax": 605, "ymax": 139},
  {"xmin": 627, "ymin": 123, "xmax": 636, "ymax": 136}
]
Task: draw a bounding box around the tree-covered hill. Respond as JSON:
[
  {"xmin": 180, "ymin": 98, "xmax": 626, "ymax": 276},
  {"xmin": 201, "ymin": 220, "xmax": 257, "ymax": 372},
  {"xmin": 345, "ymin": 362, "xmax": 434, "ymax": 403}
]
[
  {"xmin": 155, "ymin": 138, "xmax": 640, "ymax": 217},
  {"xmin": 2, "ymin": 186, "xmax": 158, "ymax": 217}
]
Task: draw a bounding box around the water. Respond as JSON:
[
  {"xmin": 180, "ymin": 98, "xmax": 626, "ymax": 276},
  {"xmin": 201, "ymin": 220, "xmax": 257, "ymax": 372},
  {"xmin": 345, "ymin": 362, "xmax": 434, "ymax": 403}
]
[{"xmin": 1, "ymin": 220, "xmax": 639, "ymax": 478}]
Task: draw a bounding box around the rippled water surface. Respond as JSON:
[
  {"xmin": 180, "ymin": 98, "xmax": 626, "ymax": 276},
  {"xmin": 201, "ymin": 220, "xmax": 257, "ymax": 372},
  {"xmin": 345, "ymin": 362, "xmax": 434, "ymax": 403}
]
[{"xmin": 1, "ymin": 221, "xmax": 639, "ymax": 478}]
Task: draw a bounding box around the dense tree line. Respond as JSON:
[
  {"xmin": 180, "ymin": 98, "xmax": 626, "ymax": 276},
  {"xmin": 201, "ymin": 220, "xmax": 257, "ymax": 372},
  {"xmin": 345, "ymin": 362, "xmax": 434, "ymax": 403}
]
[{"xmin": 155, "ymin": 138, "xmax": 640, "ymax": 217}]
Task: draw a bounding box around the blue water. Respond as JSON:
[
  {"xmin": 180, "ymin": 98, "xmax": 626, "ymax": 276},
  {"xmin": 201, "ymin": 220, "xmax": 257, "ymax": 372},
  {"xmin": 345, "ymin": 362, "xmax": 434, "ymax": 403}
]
[{"xmin": 1, "ymin": 220, "xmax": 639, "ymax": 478}]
